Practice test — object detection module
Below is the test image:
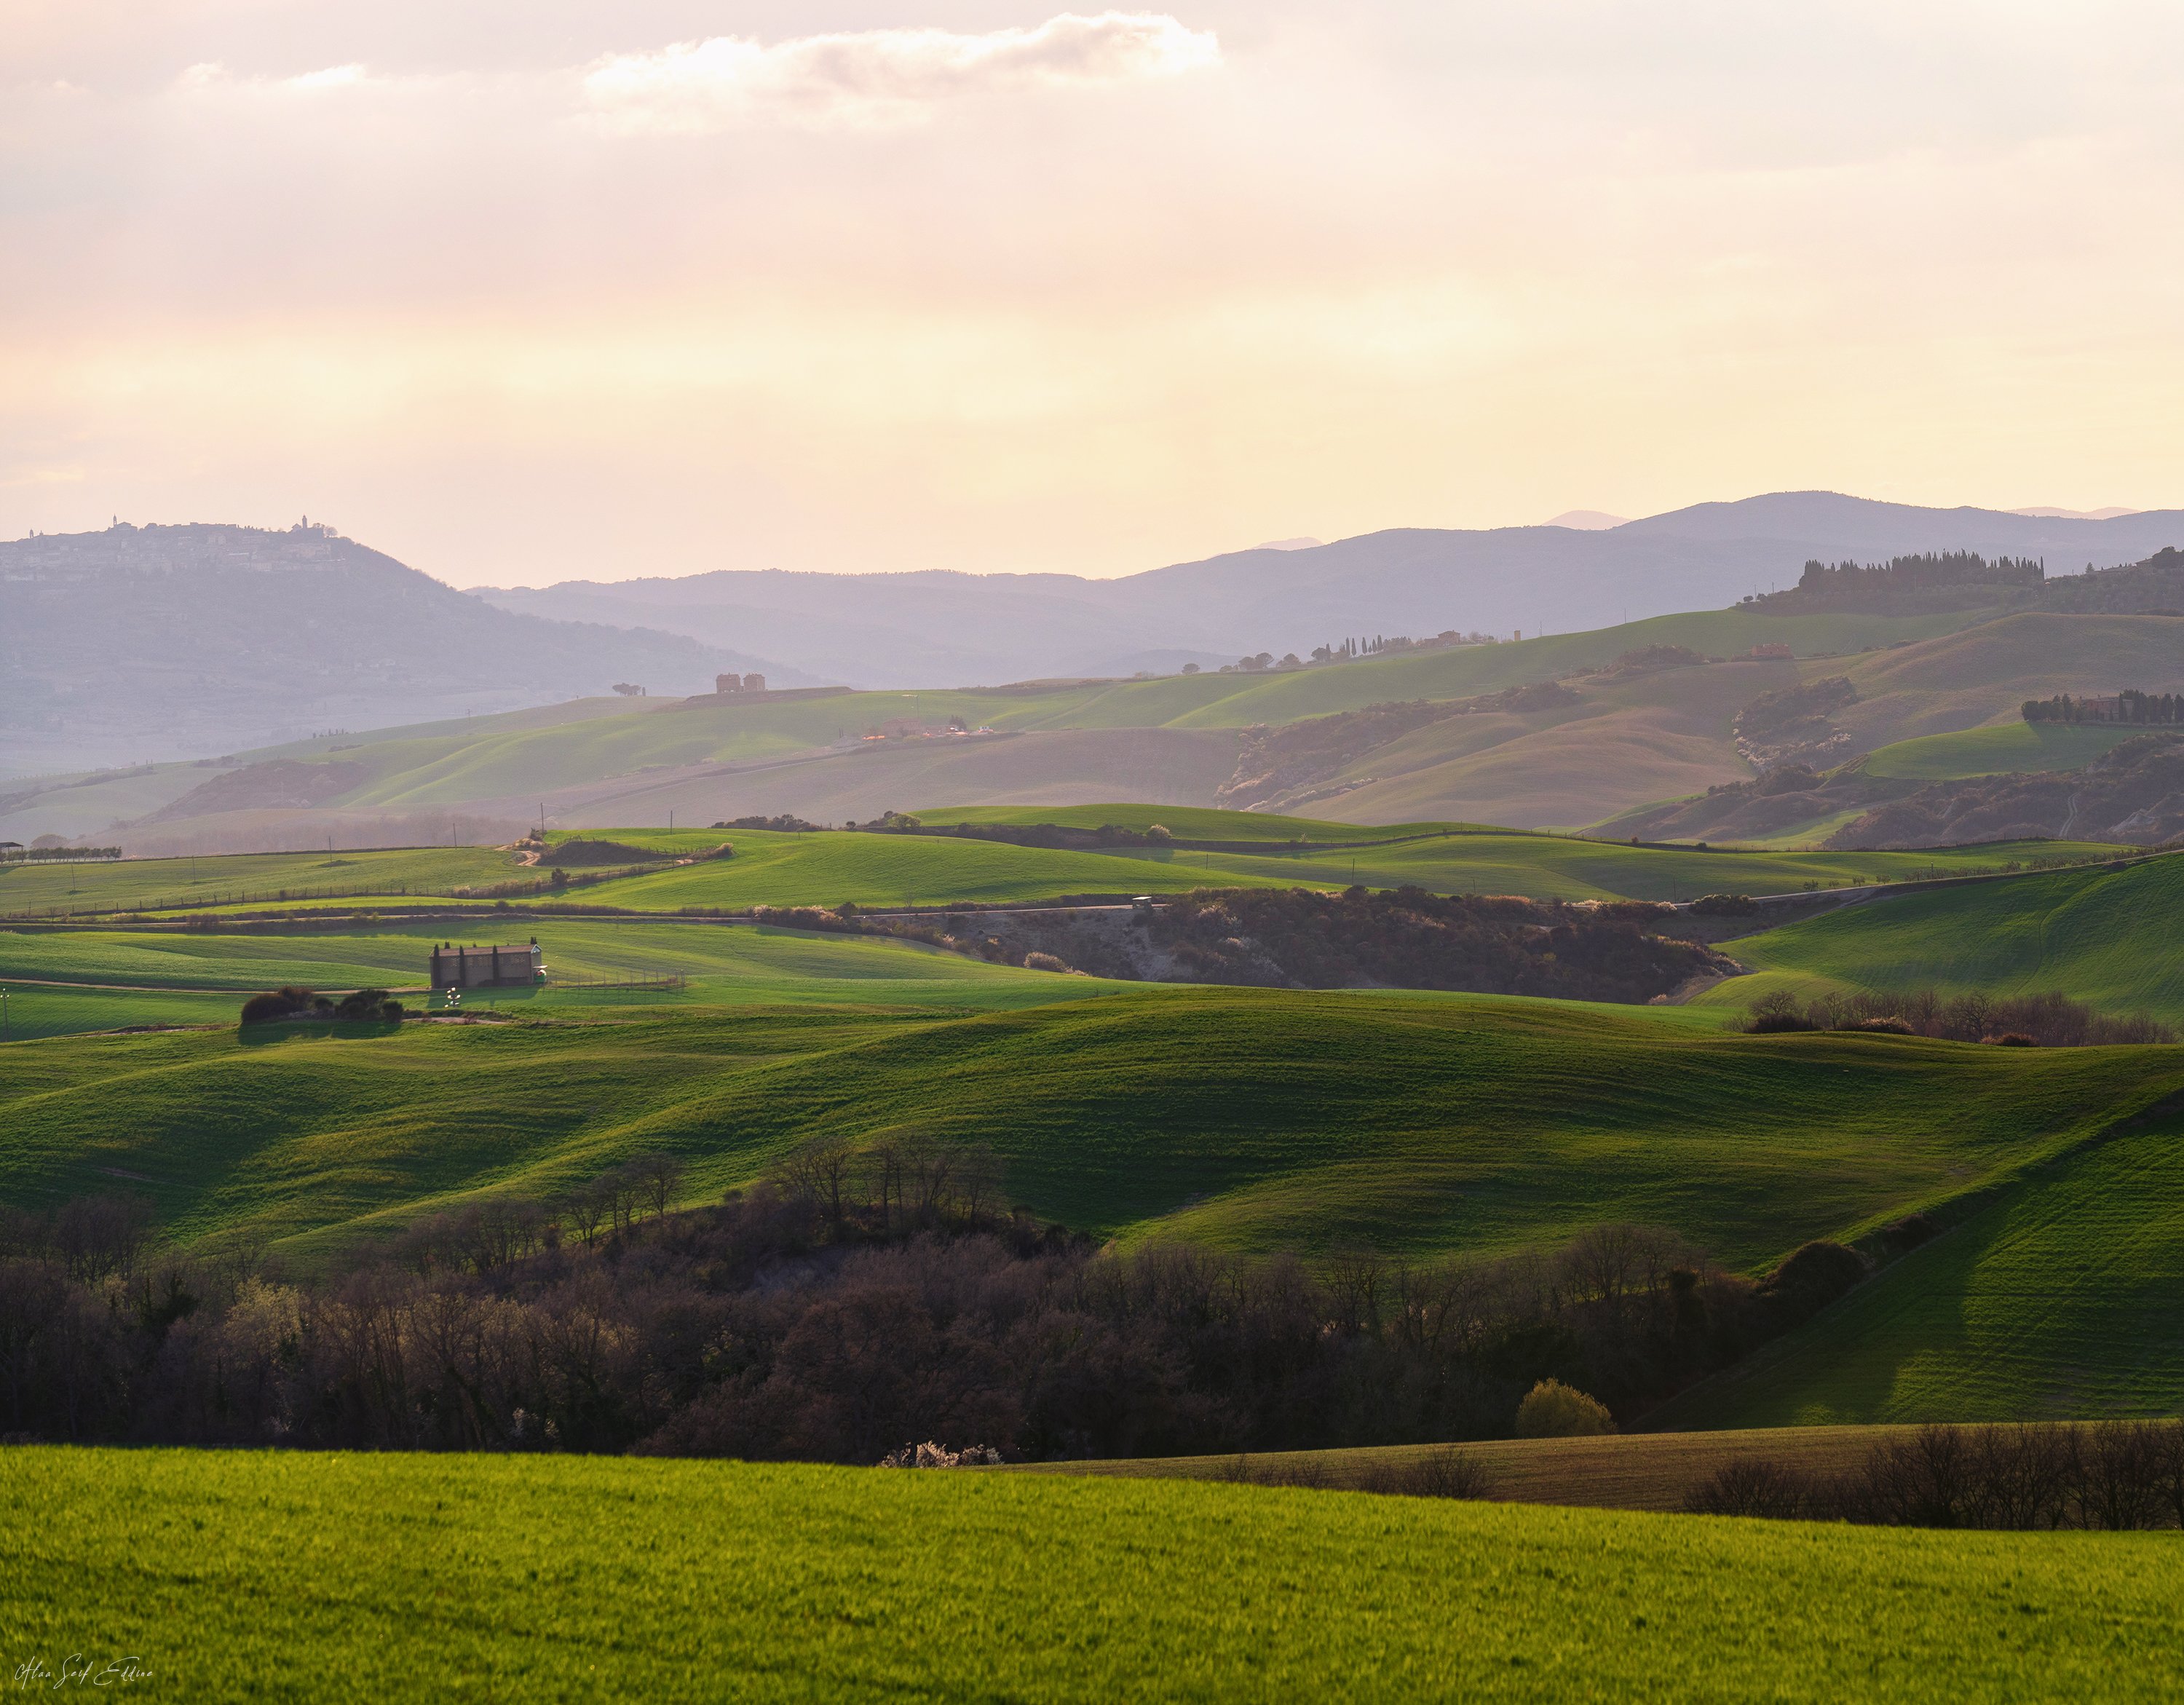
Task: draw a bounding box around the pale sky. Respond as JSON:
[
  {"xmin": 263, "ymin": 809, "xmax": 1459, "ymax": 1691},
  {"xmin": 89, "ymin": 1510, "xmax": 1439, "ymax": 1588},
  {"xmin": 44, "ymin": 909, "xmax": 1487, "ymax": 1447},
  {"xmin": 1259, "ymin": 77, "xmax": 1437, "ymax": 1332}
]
[{"xmin": 4, "ymin": 2, "xmax": 2181, "ymax": 585}]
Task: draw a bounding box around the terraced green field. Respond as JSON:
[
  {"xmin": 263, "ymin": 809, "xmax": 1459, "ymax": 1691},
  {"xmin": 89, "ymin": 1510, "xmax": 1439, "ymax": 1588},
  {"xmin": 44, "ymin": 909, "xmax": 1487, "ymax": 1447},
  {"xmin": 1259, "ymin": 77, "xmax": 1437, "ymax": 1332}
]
[
  {"xmin": 1693, "ymin": 853, "xmax": 2184, "ymax": 1025},
  {"xmin": 12, "ymin": 824, "xmax": 2122, "ymax": 922},
  {"xmin": 11, "ymin": 1449, "xmax": 2180, "ymax": 1704},
  {"xmin": 5, "ymin": 986, "xmax": 2177, "ymax": 1271},
  {"xmin": 1655, "ymin": 1093, "xmax": 2184, "ymax": 1429},
  {"xmin": 0, "ymin": 845, "xmax": 511, "ymax": 918},
  {"xmin": 913, "ymin": 803, "xmax": 1452, "ymax": 841},
  {"xmin": 561, "ymin": 820, "xmax": 2116, "ymax": 909},
  {"xmin": 1862, "ymin": 720, "xmax": 2143, "ymax": 780}
]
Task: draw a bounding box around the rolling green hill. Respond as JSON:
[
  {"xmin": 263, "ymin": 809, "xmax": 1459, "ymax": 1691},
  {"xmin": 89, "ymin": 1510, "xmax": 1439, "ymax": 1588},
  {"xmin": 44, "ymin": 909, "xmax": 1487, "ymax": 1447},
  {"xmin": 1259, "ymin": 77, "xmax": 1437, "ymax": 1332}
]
[
  {"xmin": 93, "ymin": 604, "xmax": 2098, "ymax": 844},
  {"xmin": 1830, "ymin": 613, "xmax": 2184, "ymax": 753},
  {"xmin": 1693, "ymin": 854, "xmax": 2184, "ymax": 1025},
  {"xmin": 6, "ymin": 987, "xmax": 2179, "ymax": 1274},
  {"xmin": 1651, "ymin": 1092, "xmax": 2184, "ymax": 1428},
  {"xmin": 1862, "ymin": 721, "xmax": 2144, "ymax": 780},
  {"xmin": 0, "ymin": 919, "xmax": 1114, "ymax": 1037},
  {"xmin": 13, "ymin": 1449, "xmax": 2181, "ymax": 1704}
]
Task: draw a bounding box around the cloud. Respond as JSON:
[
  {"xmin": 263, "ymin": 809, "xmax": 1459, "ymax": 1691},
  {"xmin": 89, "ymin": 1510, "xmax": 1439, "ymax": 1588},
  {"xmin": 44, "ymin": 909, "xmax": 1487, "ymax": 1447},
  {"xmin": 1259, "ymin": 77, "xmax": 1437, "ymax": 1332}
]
[
  {"xmin": 176, "ymin": 62, "xmax": 374, "ymax": 98},
  {"xmin": 579, "ymin": 12, "xmax": 1221, "ymax": 135}
]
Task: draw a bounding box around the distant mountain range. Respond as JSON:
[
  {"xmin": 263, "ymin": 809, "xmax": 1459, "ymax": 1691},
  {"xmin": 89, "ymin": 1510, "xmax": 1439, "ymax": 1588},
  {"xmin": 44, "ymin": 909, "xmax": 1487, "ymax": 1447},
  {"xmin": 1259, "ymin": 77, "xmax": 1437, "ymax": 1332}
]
[
  {"xmin": 481, "ymin": 492, "xmax": 2184, "ymax": 689},
  {"xmin": 8, "ymin": 494, "xmax": 2180, "ymax": 778},
  {"xmin": 0, "ymin": 521, "xmax": 807, "ymax": 773}
]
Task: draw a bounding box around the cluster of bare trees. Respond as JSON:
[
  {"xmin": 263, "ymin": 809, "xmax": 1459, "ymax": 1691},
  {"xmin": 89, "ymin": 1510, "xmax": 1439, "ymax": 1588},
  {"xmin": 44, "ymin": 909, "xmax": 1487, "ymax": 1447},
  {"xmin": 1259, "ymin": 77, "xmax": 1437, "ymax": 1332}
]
[
  {"xmin": 0, "ymin": 1154, "xmax": 1872, "ymax": 1464},
  {"xmin": 1747, "ymin": 986, "xmax": 2175, "ymax": 1046},
  {"xmin": 1690, "ymin": 1422, "xmax": 2184, "ymax": 1529}
]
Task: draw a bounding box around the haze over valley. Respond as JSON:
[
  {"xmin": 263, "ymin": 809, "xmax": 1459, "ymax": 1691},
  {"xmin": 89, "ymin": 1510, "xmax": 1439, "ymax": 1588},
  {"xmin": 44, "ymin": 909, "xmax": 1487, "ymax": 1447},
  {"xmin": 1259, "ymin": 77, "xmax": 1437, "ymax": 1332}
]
[{"xmin": 9, "ymin": 5, "xmax": 2184, "ymax": 1695}]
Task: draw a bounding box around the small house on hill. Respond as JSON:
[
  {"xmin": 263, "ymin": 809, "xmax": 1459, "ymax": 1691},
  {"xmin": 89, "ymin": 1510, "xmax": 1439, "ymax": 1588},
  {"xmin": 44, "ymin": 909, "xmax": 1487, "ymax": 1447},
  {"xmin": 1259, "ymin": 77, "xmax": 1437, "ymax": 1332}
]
[{"xmin": 430, "ymin": 938, "xmax": 544, "ymax": 989}]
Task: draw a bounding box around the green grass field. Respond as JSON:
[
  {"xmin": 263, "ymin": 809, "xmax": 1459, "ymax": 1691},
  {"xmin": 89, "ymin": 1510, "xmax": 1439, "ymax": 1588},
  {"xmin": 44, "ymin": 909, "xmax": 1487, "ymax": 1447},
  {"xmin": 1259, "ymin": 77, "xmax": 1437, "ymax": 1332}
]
[
  {"xmin": 1651, "ymin": 1094, "xmax": 2184, "ymax": 1430},
  {"xmin": 7, "ymin": 986, "xmax": 2180, "ymax": 1274},
  {"xmin": 6, "ymin": 1448, "xmax": 2180, "ymax": 1702},
  {"xmin": 1692, "ymin": 853, "xmax": 2184, "ymax": 1025},
  {"xmin": 1862, "ymin": 721, "xmax": 2145, "ymax": 780}
]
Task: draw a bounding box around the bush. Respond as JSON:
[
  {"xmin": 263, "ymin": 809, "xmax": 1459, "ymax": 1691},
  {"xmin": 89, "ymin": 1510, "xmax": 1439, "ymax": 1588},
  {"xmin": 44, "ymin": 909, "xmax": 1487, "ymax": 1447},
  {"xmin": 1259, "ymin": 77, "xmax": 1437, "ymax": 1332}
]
[
  {"xmin": 1744, "ymin": 991, "xmax": 1819, "ymax": 1033},
  {"xmin": 1021, "ymin": 952, "xmax": 1074, "ymax": 973},
  {"xmin": 334, "ymin": 988, "xmax": 392, "ymax": 1021},
  {"xmin": 1514, "ymin": 1379, "xmax": 1614, "ymax": 1438},
  {"xmin": 1352, "ymin": 1447, "xmax": 1492, "ymax": 1501},
  {"xmin": 238, "ymin": 986, "xmax": 317, "ymax": 1026},
  {"xmin": 1757, "ymin": 1241, "xmax": 1867, "ymax": 1325},
  {"xmin": 1692, "ymin": 893, "xmax": 1760, "ymax": 916},
  {"xmin": 1848, "ymin": 1015, "xmax": 1914, "ymax": 1035},
  {"xmin": 1685, "ymin": 1458, "xmax": 1818, "ymax": 1519},
  {"xmin": 380, "ymin": 1000, "xmax": 405, "ymax": 1021},
  {"xmin": 1987, "ymin": 1032, "xmax": 2039, "ymax": 1047}
]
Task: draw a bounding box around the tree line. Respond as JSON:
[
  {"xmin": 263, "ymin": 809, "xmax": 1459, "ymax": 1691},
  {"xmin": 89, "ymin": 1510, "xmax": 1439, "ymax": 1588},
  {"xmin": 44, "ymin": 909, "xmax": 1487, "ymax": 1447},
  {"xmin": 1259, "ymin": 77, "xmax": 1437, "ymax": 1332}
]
[
  {"xmin": 2022, "ymin": 689, "xmax": 2184, "ymax": 725},
  {"xmin": 1690, "ymin": 1421, "xmax": 2184, "ymax": 1530},
  {"xmin": 0, "ymin": 1149, "xmax": 1888, "ymax": 1462}
]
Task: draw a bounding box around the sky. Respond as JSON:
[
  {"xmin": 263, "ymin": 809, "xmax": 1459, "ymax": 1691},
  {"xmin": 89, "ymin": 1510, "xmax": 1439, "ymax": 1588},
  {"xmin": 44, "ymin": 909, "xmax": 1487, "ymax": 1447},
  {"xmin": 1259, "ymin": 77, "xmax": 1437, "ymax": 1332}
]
[{"xmin": 4, "ymin": 1, "xmax": 2182, "ymax": 586}]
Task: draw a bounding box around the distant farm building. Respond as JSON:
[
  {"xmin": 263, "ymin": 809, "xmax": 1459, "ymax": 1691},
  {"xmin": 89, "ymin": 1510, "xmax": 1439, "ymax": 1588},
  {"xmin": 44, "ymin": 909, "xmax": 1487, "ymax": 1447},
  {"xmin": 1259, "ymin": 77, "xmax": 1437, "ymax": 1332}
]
[
  {"xmin": 1749, "ymin": 642, "xmax": 1795, "ymax": 660},
  {"xmin": 430, "ymin": 939, "xmax": 545, "ymax": 989},
  {"xmin": 714, "ymin": 673, "xmax": 767, "ymax": 694}
]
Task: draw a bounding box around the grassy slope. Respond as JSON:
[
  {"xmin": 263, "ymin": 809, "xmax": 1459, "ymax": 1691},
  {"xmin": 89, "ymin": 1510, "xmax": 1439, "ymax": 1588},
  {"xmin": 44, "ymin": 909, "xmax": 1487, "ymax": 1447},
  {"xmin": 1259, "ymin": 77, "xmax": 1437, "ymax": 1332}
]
[
  {"xmin": 1834, "ymin": 613, "xmax": 2184, "ymax": 750},
  {"xmin": 1694, "ymin": 854, "xmax": 2184, "ymax": 1024},
  {"xmin": 1654, "ymin": 1096, "xmax": 2184, "ymax": 1428},
  {"xmin": 11, "ymin": 1451, "xmax": 2181, "ymax": 1704},
  {"xmin": 1864, "ymin": 721, "xmax": 2144, "ymax": 780},
  {"xmin": 1022, "ymin": 1424, "xmax": 1951, "ymax": 1511},
  {"xmin": 148, "ymin": 608, "xmax": 1968, "ymax": 817},
  {"xmin": 6, "ymin": 988, "xmax": 2179, "ymax": 1273}
]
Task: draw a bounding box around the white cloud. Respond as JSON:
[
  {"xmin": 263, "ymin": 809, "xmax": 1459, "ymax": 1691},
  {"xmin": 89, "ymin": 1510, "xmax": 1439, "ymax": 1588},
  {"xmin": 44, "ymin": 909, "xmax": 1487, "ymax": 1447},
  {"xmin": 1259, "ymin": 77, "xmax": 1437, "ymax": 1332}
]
[{"xmin": 580, "ymin": 12, "xmax": 1222, "ymax": 135}]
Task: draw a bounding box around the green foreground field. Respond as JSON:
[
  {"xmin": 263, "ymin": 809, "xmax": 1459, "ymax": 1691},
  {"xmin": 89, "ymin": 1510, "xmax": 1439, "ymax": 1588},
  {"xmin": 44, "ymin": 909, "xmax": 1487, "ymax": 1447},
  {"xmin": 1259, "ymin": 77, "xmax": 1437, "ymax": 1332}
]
[{"xmin": 5, "ymin": 1448, "xmax": 2180, "ymax": 1703}]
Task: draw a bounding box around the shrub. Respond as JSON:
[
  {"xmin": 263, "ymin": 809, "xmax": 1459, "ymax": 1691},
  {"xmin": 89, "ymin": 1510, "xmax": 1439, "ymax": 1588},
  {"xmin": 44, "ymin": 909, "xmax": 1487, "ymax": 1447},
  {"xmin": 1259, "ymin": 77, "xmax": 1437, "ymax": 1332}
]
[
  {"xmin": 1022, "ymin": 952, "xmax": 1074, "ymax": 973},
  {"xmin": 238, "ymin": 986, "xmax": 316, "ymax": 1026},
  {"xmin": 380, "ymin": 1000, "xmax": 405, "ymax": 1021},
  {"xmin": 1351, "ymin": 1447, "xmax": 1492, "ymax": 1501},
  {"xmin": 1692, "ymin": 893, "xmax": 1760, "ymax": 916},
  {"xmin": 1685, "ymin": 1458, "xmax": 1816, "ymax": 1519},
  {"xmin": 1744, "ymin": 991, "xmax": 1819, "ymax": 1033},
  {"xmin": 1987, "ymin": 1032, "xmax": 2039, "ymax": 1047},
  {"xmin": 1848, "ymin": 1015, "xmax": 1915, "ymax": 1035},
  {"xmin": 1514, "ymin": 1379, "xmax": 1614, "ymax": 1438},
  {"xmin": 1757, "ymin": 1241, "xmax": 1867, "ymax": 1324},
  {"xmin": 334, "ymin": 988, "xmax": 392, "ymax": 1021}
]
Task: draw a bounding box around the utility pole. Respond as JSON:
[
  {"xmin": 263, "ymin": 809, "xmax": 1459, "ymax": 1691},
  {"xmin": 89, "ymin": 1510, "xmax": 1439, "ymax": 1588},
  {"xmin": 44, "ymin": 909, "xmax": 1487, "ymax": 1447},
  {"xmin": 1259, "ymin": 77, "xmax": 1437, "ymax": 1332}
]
[{"xmin": 1, "ymin": 986, "xmax": 9, "ymax": 1043}]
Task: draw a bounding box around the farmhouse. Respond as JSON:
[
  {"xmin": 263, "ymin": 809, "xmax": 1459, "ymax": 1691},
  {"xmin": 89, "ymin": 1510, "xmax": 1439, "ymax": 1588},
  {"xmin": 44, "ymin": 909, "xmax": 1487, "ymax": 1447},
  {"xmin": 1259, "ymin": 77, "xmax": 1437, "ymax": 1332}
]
[{"xmin": 430, "ymin": 938, "xmax": 544, "ymax": 989}]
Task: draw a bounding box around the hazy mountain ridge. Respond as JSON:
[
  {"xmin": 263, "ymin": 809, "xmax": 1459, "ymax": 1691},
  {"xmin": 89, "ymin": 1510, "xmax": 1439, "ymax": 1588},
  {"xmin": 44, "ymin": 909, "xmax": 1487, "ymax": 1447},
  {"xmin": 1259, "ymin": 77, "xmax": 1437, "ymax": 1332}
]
[
  {"xmin": 480, "ymin": 492, "xmax": 2184, "ymax": 689},
  {"xmin": 0, "ymin": 521, "xmax": 807, "ymax": 772}
]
